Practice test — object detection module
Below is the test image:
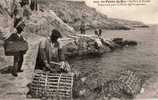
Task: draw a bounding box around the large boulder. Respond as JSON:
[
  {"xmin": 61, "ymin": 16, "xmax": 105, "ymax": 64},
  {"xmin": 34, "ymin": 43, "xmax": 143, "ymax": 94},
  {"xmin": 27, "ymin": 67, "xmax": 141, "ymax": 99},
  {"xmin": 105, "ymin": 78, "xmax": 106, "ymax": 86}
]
[{"xmin": 58, "ymin": 34, "xmax": 111, "ymax": 58}]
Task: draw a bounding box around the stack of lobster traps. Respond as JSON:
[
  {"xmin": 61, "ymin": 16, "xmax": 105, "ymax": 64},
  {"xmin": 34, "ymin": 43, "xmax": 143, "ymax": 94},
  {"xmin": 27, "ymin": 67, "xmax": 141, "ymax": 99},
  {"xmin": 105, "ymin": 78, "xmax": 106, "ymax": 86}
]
[{"xmin": 29, "ymin": 70, "xmax": 74, "ymax": 100}]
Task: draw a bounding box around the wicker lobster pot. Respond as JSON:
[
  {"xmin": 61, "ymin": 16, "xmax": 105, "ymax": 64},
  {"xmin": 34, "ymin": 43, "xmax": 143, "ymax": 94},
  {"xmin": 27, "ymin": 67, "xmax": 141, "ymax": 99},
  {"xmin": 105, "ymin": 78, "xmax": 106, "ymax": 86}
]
[
  {"xmin": 30, "ymin": 70, "xmax": 73, "ymax": 100},
  {"xmin": 104, "ymin": 70, "xmax": 143, "ymax": 98},
  {"xmin": 117, "ymin": 70, "xmax": 143, "ymax": 96}
]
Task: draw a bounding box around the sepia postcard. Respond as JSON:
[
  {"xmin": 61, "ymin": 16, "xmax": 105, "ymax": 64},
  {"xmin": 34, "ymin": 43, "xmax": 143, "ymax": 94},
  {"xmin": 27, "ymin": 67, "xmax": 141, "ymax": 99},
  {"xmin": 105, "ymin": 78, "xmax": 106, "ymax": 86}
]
[{"xmin": 0, "ymin": 0, "xmax": 157, "ymax": 100}]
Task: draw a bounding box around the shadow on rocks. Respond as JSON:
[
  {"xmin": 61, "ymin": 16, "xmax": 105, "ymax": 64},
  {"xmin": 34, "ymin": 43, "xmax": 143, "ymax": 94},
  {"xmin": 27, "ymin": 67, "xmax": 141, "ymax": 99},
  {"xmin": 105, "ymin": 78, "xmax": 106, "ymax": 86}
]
[{"xmin": 0, "ymin": 66, "xmax": 12, "ymax": 74}]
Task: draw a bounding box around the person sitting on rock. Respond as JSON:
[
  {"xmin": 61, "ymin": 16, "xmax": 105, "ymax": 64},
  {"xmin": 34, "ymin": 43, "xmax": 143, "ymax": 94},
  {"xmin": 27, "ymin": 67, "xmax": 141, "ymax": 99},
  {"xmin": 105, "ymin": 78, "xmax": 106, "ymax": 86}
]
[
  {"xmin": 95, "ymin": 29, "xmax": 102, "ymax": 38},
  {"xmin": 35, "ymin": 29, "xmax": 71, "ymax": 73}
]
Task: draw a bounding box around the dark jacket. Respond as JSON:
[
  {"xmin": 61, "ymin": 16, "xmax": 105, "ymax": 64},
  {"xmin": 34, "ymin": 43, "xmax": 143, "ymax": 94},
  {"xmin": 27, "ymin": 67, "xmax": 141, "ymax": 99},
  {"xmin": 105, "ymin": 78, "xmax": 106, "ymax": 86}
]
[{"xmin": 7, "ymin": 33, "xmax": 24, "ymax": 41}]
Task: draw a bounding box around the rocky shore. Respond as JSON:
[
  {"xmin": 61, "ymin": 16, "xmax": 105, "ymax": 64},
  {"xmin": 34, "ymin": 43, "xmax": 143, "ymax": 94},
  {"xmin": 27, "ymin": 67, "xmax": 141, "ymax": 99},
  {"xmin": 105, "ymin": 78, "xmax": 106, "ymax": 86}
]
[
  {"xmin": 38, "ymin": 0, "xmax": 148, "ymax": 31},
  {"xmin": 0, "ymin": 0, "xmax": 147, "ymax": 99}
]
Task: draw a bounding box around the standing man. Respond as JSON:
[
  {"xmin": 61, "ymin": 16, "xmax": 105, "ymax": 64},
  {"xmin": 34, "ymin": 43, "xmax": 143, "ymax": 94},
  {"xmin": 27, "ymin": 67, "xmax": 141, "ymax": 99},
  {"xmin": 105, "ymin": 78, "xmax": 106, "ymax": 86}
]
[
  {"xmin": 30, "ymin": 0, "xmax": 38, "ymax": 11},
  {"xmin": 11, "ymin": 0, "xmax": 31, "ymax": 26},
  {"xmin": 80, "ymin": 21, "xmax": 86, "ymax": 34},
  {"xmin": 94, "ymin": 29, "xmax": 99, "ymax": 37},
  {"xmin": 7, "ymin": 21, "xmax": 27, "ymax": 76},
  {"xmin": 98, "ymin": 29, "xmax": 102, "ymax": 37}
]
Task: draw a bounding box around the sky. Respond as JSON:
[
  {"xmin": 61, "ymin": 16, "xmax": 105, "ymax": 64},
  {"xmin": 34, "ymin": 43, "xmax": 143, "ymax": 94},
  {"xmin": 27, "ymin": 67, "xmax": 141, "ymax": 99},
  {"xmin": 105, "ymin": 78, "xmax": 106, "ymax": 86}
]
[{"xmin": 71, "ymin": 0, "xmax": 158, "ymax": 24}]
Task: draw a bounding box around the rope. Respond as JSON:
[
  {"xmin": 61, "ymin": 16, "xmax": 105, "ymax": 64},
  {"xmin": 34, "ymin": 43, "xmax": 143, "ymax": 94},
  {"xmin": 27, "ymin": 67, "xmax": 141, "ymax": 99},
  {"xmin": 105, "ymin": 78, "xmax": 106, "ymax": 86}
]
[
  {"xmin": 56, "ymin": 73, "xmax": 62, "ymax": 99},
  {"xmin": 70, "ymin": 73, "xmax": 73, "ymax": 100},
  {"xmin": 44, "ymin": 72, "xmax": 48, "ymax": 97}
]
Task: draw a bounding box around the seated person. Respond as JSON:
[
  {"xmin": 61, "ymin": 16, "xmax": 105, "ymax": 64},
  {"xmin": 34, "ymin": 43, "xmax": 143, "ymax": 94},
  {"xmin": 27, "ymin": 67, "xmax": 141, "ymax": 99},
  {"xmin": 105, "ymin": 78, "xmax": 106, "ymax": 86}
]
[{"xmin": 35, "ymin": 29, "xmax": 71, "ymax": 73}]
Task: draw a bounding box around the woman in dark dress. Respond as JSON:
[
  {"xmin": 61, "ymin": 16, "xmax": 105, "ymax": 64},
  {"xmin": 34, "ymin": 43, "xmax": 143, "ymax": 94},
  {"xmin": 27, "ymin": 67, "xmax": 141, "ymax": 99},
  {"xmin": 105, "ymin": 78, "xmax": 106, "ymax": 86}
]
[{"xmin": 35, "ymin": 29, "xmax": 70, "ymax": 73}]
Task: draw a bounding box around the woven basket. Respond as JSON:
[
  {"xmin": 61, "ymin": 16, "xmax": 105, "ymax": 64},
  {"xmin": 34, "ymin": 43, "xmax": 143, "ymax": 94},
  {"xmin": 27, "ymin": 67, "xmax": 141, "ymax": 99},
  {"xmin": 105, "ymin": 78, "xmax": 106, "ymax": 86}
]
[
  {"xmin": 118, "ymin": 70, "xmax": 142, "ymax": 96},
  {"xmin": 4, "ymin": 40, "xmax": 28, "ymax": 56},
  {"xmin": 104, "ymin": 70, "xmax": 143, "ymax": 98},
  {"xmin": 30, "ymin": 70, "xmax": 73, "ymax": 100}
]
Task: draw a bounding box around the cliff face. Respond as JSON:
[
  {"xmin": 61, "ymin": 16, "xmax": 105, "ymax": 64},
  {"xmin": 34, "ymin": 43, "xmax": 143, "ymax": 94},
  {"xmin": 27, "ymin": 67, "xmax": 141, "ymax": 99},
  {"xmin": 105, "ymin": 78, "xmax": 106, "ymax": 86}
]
[
  {"xmin": 24, "ymin": 10, "xmax": 75, "ymax": 38},
  {"xmin": 0, "ymin": 1, "xmax": 76, "ymax": 39},
  {"xmin": 38, "ymin": 0, "xmax": 147, "ymax": 30},
  {"xmin": 109, "ymin": 18, "xmax": 148, "ymax": 28}
]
